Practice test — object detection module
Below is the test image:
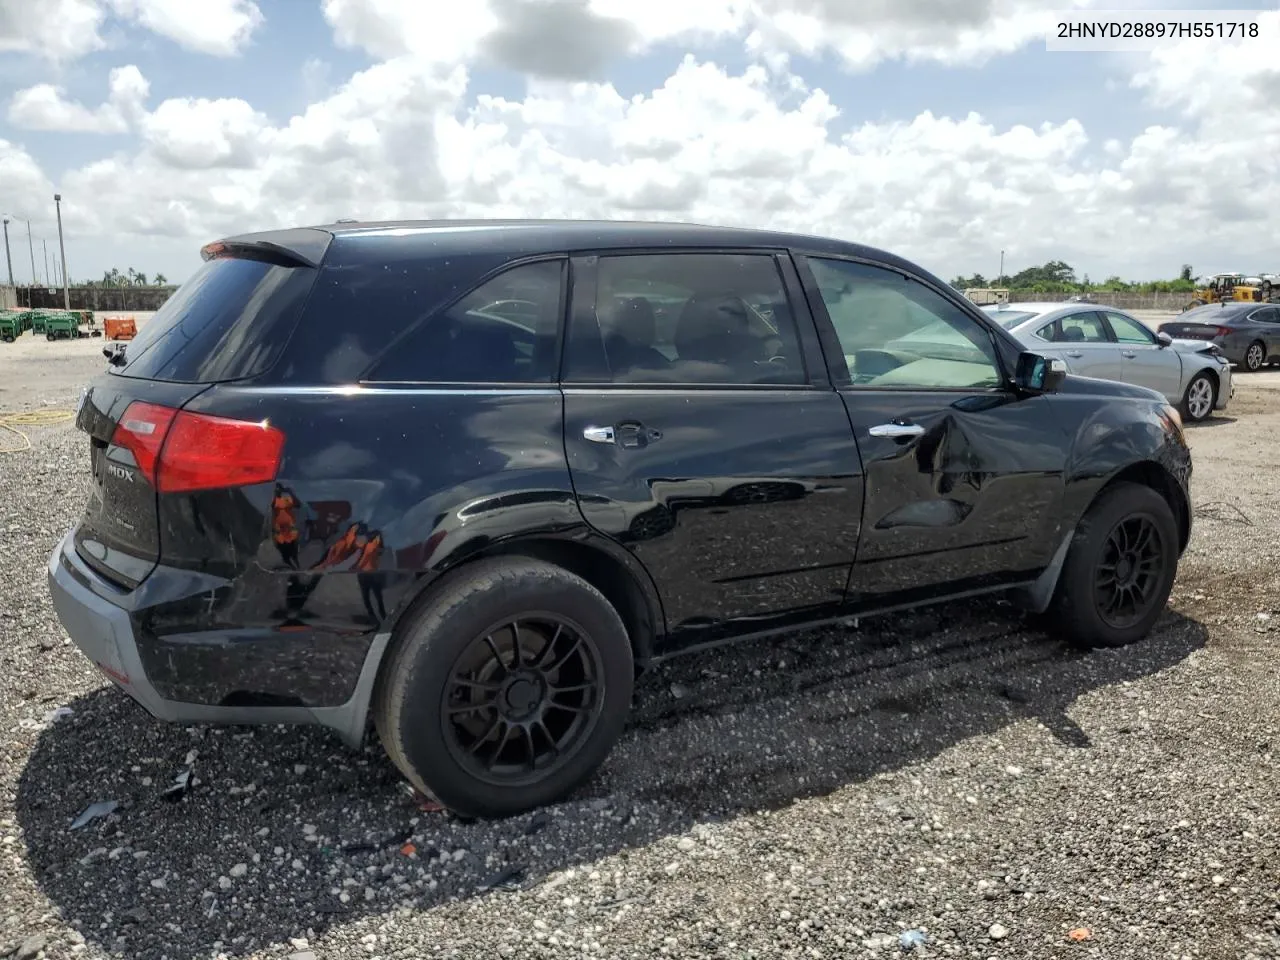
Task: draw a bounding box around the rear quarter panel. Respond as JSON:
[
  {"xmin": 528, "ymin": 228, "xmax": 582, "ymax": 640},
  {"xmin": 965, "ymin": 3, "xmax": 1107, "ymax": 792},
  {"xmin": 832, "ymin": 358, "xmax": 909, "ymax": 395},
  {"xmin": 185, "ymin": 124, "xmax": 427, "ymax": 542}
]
[{"xmin": 137, "ymin": 384, "xmax": 592, "ymax": 708}]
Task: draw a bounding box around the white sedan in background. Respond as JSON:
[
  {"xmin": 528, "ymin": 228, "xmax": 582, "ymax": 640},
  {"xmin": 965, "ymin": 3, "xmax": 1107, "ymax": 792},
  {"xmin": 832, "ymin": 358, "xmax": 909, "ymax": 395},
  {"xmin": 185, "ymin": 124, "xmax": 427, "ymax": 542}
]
[{"xmin": 980, "ymin": 301, "xmax": 1232, "ymax": 422}]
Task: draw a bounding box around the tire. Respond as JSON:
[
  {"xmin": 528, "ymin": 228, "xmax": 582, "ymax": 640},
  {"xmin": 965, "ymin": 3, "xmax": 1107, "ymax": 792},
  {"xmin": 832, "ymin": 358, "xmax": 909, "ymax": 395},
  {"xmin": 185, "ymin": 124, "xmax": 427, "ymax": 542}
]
[
  {"xmin": 1045, "ymin": 482, "xmax": 1178, "ymax": 649},
  {"xmin": 1184, "ymin": 299, "xmax": 1204, "ymax": 311},
  {"xmin": 45, "ymin": 332, "xmax": 55, "ymax": 341},
  {"xmin": 1179, "ymin": 371, "xmax": 1216, "ymax": 423},
  {"xmin": 374, "ymin": 556, "xmax": 634, "ymax": 818},
  {"xmin": 1242, "ymin": 340, "xmax": 1266, "ymax": 372}
]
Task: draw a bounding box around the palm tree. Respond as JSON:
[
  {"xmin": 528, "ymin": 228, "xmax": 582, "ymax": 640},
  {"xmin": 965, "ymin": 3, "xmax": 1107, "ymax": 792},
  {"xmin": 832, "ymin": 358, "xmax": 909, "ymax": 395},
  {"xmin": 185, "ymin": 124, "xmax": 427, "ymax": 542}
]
[
  {"xmin": 134, "ymin": 271, "xmax": 148, "ymax": 286},
  {"xmin": 154, "ymin": 273, "xmax": 168, "ymax": 285}
]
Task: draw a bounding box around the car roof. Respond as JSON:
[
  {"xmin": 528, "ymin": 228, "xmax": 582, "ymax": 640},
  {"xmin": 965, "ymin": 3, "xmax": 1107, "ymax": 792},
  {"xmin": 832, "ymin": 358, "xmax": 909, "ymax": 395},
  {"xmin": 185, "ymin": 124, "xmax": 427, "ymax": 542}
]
[
  {"xmin": 212, "ymin": 218, "xmax": 933, "ymax": 279},
  {"xmin": 986, "ymin": 301, "xmax": 1119, "ymax": 316},
  {"xmin": 1184, "ymin": 301, "xmax": 1254, "ymax": 315}
]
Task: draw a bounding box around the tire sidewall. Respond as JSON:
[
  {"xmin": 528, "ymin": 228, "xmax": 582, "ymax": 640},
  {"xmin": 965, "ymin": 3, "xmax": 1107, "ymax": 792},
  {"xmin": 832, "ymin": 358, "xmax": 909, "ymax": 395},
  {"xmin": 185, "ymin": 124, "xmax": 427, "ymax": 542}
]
[
  {"xmin": 1058, "ymin": 484, "xmax": 1179, "ymax": 647},
  {"xmin": 1244, "ymin": 341, "xmax": 1265, "ymax": 371},
  {"xmin": 382, "ymin": 560, "xmax": 634, "ymax": 817}
]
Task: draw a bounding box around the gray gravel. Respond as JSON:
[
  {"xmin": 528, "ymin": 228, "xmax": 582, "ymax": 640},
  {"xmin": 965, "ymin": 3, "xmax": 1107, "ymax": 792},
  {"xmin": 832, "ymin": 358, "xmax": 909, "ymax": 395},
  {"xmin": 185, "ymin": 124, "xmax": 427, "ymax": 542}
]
[{"xmin": 2, "ymin": 346, "xmax": 1279, "ymax": 960}]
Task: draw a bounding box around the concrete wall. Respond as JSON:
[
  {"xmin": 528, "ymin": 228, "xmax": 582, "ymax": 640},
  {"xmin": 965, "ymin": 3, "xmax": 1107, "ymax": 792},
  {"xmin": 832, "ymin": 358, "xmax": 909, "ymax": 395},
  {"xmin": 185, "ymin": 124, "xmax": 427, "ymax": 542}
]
[
  {"xmin": 0, "ymin": 285, "xmax": 15, "ymax": 310},
  {"xmin": 8, "ymin": 285, "xmax": 175, "ymax": 312},
  {"xmin": 1000, "ymin": 291, "xmax": 1199, "ymax": 310}
]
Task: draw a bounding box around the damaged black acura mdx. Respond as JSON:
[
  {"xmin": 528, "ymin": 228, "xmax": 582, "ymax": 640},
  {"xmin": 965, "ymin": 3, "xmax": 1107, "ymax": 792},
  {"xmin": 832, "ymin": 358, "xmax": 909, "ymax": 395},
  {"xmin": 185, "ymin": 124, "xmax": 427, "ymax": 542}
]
[{"xmin": 49, "ymin": 220, "xmax": 1192, "ymax": 817}]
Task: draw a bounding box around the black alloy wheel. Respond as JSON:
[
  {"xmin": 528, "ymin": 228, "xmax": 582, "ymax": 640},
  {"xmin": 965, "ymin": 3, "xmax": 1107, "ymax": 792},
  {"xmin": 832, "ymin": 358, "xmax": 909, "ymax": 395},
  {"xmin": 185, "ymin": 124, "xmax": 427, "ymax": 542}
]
[
  {"xmin": 1093, "ymin": 515, "xmax": 1165, "ymax": 630},
  {"xmin": 373, "ymin": 556, "xmax": 634, "ymax": 818},
  {"xmin": 1045, "ymin": 481, "xmax": 1178, "ymax": 648},
  {"xmin": 442, "ymin": 614, "xmax": 604, "ymax": 787}
]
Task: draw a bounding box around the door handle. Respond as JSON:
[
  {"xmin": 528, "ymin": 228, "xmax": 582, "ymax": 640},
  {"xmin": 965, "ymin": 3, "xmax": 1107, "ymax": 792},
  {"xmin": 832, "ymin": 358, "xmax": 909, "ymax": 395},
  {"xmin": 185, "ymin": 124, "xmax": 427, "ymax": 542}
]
[
  {"xmin": 1066, "ymin": 351, "xmax": 1083, "ymax": 358},
  {"xmin": 1121, "ymin": 351, "xmax": 1136, "ymax": 359},
  {"xmin": 584, "ymin": 422, "xmax": 662, "ymax": 447},
  {"xmin": 869, "ymin": 422, "xmax": 925, "ymax": 438}
]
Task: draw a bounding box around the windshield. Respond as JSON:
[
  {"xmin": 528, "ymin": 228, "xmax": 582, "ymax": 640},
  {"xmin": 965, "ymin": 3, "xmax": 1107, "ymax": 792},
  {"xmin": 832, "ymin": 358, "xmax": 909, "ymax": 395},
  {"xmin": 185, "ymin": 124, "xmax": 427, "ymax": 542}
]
[{"xmin": 980, "ymin": 307, "xmax": 1039, "ymax": 329}]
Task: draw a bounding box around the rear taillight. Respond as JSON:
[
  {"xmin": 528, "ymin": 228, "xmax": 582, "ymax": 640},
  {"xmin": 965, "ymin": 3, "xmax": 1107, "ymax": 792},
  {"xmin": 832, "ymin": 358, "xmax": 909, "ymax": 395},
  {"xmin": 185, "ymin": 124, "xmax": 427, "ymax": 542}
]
[
  {"xmin": 111, "ymin": 401, "xmax": 284, "ymax": 493},
  {"xmin": 1214, "ymin": 326, "xmax": 1231, "ymax": 337}
]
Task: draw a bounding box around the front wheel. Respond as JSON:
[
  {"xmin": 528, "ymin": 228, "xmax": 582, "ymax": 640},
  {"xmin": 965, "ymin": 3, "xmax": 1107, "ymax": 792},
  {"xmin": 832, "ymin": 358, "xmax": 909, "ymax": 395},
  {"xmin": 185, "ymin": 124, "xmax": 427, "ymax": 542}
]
[
  {"xmin": 373, "ymin": 557, "xmax": 634, "ymax": 818},
  {"xmin": 1180, "ymin": 372, "xmax": 1216, "ymax": 422},
  {"xmin": 1243, "ymin": 340, "xmax": 1266, "ymax": 372},
  {"xmin": 1045, "ymin": 482, "xmax": 1178, "ymax": 648}
]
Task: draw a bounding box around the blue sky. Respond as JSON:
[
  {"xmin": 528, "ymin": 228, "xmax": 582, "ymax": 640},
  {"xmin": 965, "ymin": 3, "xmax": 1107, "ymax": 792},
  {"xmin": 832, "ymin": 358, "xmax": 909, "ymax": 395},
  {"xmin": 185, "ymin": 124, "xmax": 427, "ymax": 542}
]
[{"xmin": 1, "ymin": 0, "xmax": 1278, "ymax": 285}]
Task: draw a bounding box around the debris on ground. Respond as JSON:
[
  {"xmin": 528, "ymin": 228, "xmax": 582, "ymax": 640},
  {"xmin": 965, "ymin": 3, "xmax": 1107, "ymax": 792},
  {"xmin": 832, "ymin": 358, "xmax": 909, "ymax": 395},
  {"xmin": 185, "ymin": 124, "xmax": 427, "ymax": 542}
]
[
  {"xmin": 160, "ymin": 765, "xmax": 193, "ymax": 802},
  {"xmin": 68, "ymin": 800, "xmax": 118, "ymax": 831},
  {"xmin": 899, "ymin": 929, "xmax": 929, "ymax": 949},
  {"xmin": 1068, "ymin": 927, "xmax": 1092, "ymax": 942}
]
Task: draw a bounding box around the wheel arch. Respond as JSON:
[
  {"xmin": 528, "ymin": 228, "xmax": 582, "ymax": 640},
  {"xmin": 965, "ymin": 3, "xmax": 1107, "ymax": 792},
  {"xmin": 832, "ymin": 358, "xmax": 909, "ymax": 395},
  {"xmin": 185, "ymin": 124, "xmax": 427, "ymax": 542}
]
[
  {"xmin": 1016, "ymin": 458, "xmax": 1190, "ymax": 614},
  {"xmin": 1096, "ymin": 460, "xmax": 1191, "ymax": 553},
  {"xmin": 380, "ymin": 533, "xmax": 665, "ymax": 668}
]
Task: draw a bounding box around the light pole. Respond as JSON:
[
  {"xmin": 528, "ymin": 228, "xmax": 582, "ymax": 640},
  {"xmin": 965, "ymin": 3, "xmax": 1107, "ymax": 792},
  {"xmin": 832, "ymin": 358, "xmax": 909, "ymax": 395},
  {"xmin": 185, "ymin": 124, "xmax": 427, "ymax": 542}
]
[
  {"xmin": 54, "ymin": 194, "xmax": 70, "ymax": 310},
  {"xmin": 25, "ymin": 219, "xmax": 35, "ymax": 288},
  {"xmin": 1, "ymin": 217, "xmax": 13, "ymax": 287},
  {"xmin": 43, "ymin": 239, "xmax": 51, "ymax": 287},
  {"xmin": 998, "ymin": 250, "xmax": 1005, "ymax": 285}
]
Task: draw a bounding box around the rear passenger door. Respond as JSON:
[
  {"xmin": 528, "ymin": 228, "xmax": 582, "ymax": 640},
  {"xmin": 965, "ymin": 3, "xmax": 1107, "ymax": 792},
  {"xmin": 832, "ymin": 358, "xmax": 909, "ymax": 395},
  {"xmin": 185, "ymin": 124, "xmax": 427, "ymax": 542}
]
[
  {"xmin": 1034, "ymin": 310, "xmax": 1126, "ymax": 381},
  {"xmin": 1248, "ymin": 306, "xmax": 1280, "ymax": 356},
  {"xmin": 560, "ymin": 250, "xmax": 864, "ymax": 650}
]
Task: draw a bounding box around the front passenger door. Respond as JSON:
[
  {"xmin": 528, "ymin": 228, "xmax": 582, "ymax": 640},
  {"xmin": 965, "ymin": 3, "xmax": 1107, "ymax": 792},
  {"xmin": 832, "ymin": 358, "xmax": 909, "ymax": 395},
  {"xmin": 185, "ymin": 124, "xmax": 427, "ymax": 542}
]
[
  {"xmin": 1103, "ymin": 310, "xmax": 1183, "ymax": 400},
  {"xmin": 800, "ymin": 255, "xmax": 1069, "ymax": 607}
]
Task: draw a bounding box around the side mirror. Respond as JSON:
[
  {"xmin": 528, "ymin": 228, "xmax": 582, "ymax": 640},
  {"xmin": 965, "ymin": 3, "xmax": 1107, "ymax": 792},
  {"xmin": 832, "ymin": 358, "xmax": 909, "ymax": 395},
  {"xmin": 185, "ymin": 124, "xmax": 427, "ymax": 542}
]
[
  {"xmin": 1156, "ymin": 331, "xmax": 1173, "ymax": 347},
  {"xmin": 1015, "ymin": 352, "xmax": 1067, "ymax": 394}
]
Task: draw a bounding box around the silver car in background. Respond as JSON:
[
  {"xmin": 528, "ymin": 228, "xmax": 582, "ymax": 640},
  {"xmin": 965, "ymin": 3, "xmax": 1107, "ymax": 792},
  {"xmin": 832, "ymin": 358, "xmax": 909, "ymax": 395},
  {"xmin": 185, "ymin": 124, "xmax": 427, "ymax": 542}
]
[{"xmin": 979, "ymin": 302, "xmax": 1232, "ymax": 422}]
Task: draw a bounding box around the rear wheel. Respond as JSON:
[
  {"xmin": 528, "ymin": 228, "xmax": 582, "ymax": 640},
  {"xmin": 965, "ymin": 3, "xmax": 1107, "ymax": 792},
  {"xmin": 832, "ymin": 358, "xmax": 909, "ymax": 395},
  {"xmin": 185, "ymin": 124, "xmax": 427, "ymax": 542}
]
[
  {"xmin": 1243, "ymin": 340, "xmax": 1266, "ymax": 372},
  {"xmin": 1180, "ymin": 372, "xmax": 1216, "ymax": 422},
  {"xmin": 374, "ymin": 557, "xmax": 634, "ymax": 818},
  {"xmin": 1045, "ymin": 482, "xmax": 1178, "ymax": 648}
]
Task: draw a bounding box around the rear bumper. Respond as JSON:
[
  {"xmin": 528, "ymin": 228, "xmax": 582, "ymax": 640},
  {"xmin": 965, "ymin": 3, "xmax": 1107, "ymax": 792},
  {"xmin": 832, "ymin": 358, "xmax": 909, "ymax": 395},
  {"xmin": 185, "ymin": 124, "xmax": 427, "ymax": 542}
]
[{"xmin": 47, "ymin": 530, "xmax": 386, "ymax": 748}]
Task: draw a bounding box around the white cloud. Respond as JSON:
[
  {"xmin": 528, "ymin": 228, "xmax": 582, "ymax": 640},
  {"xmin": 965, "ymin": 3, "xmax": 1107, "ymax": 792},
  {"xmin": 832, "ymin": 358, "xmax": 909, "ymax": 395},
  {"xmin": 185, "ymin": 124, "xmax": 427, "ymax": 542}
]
[
  {"xmin": 0, "ymin": 0, "xmax": 262, "ymax": 62},
  {"xmin": 107, "ymin": 0, "xmax": 263, "ymax": 56},
  {"xmin": 321, "ymin": 0, "xmax": 1097, "ymax": 78},
  {"xmin": 7, "ymin": 65, "xmax": 149, "ymax": 133},
  {"xmin": 0, "ymin": 0, "xmax": 106, "ymax": 61},
  {"xmin": 7, "ymin": 1, "xmax": 1280, "ymax": 286},
  {"xmin": 141, "ymin": 97, "xmax": 272, "ymax": 169}
]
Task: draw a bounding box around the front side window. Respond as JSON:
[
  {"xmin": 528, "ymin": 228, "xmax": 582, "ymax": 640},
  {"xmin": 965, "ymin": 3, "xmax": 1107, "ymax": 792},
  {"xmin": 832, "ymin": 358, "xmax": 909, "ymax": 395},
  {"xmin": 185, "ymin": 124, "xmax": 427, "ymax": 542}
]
[
  {"xmin": 564, "ymin": 253, "xmax": 805, "ymax": 385},
  {"xmin": 367, "ymin": 260, "xmax": 564, "ymax": 382},
  {"xmin": 804, "ymin": 257, "xmax": 1002, "ymax": 389},
  {"xmin": 1104, "ymin": 311, "xmax": 1156, "ymax": 345}
]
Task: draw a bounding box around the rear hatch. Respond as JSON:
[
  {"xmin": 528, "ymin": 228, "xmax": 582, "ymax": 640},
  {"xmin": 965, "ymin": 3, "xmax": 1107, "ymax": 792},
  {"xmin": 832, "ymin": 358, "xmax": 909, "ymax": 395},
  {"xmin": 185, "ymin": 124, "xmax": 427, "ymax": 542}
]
[
  {"xmin": 1160, "ymin": 322, "xmax": 1223, "ymax": 341},
  {"xmin": 74, "ymin": 231, "xmax": 327, "ymax": 589}
]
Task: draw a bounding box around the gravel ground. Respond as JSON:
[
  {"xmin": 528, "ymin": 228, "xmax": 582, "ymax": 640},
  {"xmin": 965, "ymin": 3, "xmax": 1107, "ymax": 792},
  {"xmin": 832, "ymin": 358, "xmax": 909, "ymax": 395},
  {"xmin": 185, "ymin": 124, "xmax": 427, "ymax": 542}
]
[{"xmin": 1, "ymin": 336, "xmax": 1278, "ymax": 960}]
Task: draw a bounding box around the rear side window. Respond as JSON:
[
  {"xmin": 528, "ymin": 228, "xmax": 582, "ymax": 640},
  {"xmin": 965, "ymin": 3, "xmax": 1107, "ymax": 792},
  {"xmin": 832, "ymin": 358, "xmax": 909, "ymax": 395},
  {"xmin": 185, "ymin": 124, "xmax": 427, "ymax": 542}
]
[
  {"xmin": 115, "ymin": 256, "xmax": 317, "ymax": 383},
  {"xmin": 366, "ymin": 260, "xmax": 565, "ymax": 383},
  {"xmin": 564, "ymin": 253, "xmax": 805, "ymax": 385}
]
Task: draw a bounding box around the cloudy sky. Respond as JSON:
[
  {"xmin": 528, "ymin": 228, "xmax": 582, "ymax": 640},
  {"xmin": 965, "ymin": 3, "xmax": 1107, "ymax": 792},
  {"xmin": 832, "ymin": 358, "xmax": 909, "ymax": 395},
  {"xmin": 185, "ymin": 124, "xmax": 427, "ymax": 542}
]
[{"xmin": 0, "ymin": 0, "xmax": 1277, "ymax": 286}]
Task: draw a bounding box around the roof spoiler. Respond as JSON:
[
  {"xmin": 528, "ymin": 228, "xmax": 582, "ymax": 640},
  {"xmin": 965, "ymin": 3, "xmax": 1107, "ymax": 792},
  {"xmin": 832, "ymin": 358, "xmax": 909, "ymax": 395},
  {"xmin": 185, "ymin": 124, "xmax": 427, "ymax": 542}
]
[{"xmin": 200, "ymin": 227, "xmax": 333, "ymax": 268}]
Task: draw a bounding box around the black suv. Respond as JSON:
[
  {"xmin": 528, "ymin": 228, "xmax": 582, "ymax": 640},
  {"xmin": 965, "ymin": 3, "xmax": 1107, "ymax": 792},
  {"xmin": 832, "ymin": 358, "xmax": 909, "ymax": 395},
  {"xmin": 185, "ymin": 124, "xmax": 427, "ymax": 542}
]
[{"xmin": 49, "ymin": 220, "xmax": 1192, "ymax": 817}]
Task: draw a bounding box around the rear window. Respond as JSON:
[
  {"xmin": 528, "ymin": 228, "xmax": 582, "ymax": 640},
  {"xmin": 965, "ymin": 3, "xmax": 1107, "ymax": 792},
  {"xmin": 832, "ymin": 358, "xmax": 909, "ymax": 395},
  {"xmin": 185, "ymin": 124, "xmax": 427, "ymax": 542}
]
[
  {"xmin": 1177, "ymin": 304, "xmax": 1245, "ymax": 323},
  {"xmin": 114, "ymin": 255, "xmax": 317, "ymax": 383},
  {"xmin": 980, "ymin": 308, "xmax": 1038, "ymax": 329}
]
